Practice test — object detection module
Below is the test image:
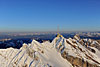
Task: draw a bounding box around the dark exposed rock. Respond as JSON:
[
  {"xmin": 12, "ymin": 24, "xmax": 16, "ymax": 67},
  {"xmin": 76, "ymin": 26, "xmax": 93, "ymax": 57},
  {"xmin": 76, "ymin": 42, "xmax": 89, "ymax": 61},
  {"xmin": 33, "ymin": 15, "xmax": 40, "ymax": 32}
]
[{"xmin": 61, "ymin": 51, "xmax": 99, "ymax": 67}]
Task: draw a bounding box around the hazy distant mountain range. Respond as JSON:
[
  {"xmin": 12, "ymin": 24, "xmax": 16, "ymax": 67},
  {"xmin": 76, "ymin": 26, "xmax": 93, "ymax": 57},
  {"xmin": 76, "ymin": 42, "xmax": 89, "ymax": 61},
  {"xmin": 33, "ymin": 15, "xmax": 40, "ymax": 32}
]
[{"xmin": 0, "ymin": 32, "xmax": 100, "ymax": 49}]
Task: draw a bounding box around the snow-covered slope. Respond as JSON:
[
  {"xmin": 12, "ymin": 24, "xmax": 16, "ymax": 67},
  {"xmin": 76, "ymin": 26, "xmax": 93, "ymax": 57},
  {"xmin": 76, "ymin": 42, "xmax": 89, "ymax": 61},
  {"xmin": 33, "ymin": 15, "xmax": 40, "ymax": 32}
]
[
  {"xmin": 52, "ymin": 34, "xmax": 100, "ymax": 67},
  {"xmin": 0, "ymin": 34, "xmax": 100, "ymax": 67},
  {"xmin": 0, "ymin": 39, "xmax": 72, "ymax": 67}
]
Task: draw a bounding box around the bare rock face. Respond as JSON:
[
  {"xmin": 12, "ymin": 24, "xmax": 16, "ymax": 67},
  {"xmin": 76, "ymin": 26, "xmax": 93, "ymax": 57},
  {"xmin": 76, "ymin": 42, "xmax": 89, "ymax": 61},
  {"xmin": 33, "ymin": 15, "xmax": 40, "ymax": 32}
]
[
  {"xmin": 53, "ymin": 34, "xmax": 100, "ymax": 67},
  {"xmin": 74, "ymin": 34, "xmax": 80, "ymax": 41},
  {"xmin": 62, "ymin": 51, "xmax": 99, "ymax": 67}
]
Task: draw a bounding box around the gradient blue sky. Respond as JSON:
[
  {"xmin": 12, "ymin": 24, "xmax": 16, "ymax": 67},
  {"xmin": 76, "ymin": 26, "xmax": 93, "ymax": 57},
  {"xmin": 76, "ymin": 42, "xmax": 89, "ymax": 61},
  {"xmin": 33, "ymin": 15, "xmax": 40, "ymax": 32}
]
[{"xmin": 0, "ymin": 0, "xmax": 100, "ymax": 32}]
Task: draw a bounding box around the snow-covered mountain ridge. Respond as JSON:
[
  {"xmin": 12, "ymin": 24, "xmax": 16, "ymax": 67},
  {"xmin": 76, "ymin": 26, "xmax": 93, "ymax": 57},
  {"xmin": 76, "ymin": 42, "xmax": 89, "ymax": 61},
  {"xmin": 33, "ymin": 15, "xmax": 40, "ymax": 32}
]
[{"xmin": 0, "ymin": 34, "xmax": 100, "ymax": 67}]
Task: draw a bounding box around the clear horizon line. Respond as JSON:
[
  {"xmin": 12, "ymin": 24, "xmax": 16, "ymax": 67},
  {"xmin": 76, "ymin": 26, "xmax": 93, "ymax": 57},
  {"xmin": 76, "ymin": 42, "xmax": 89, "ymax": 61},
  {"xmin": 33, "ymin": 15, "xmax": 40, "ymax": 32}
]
[{"xmin": 0, "ymin": 30, "xmax": 100, "ymax": 33}]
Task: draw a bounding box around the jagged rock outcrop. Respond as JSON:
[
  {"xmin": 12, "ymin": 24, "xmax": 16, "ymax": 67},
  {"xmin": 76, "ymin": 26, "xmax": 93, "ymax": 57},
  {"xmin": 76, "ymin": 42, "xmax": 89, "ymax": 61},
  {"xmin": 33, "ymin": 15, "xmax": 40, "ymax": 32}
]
[
  {"xmin": 52, "ymin": 34, "xmax": 100, "ymax": 67},
  {"xmin": 0, "ymin": 39, "xmax": 72, "ymax": 67}
]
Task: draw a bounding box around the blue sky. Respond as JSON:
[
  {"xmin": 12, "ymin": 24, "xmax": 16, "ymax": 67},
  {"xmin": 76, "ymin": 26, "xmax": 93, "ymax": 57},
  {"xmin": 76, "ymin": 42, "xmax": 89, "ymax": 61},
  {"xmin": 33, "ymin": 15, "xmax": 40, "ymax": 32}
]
[{"xmin": 0, "ymin": 0, "xmax": 100, "ymax": 32}]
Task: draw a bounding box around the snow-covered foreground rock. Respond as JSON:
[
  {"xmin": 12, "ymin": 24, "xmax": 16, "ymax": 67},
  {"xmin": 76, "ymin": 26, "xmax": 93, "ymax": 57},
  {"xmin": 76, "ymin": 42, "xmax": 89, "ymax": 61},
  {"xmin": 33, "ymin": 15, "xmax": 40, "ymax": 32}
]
[
  {"xmin": 0, "ymin": 34, "xmax": 100, "ymax": 67},
  {"xmin": 0, "ymin": 38, "xmax": 72, "ymax": 67}
]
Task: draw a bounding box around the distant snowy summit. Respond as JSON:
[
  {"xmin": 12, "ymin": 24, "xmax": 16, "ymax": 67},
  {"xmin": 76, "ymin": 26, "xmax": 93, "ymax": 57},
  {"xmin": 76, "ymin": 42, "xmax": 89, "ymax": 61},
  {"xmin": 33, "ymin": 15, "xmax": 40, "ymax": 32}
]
[{"xmin": 0, "ymin": 34, "xmax": 100, "ymax": 67}]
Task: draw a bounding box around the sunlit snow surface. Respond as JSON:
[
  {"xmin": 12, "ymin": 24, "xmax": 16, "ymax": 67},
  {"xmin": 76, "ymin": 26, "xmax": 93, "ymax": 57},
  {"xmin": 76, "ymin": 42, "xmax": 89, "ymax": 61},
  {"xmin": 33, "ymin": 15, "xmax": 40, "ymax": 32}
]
[
  {"xmin": 0, "ymin": 35, "xmax": 100, "ymax": 67},
  {"xmin": 0, "ymin": 39, "xmax": 72, "ymax": 67}
]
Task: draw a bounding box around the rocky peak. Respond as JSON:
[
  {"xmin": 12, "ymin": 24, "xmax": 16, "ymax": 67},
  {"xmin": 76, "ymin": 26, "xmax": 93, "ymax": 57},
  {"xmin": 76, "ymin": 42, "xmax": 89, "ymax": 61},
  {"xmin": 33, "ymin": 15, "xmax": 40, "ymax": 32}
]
[{"xmin": 74, "ymin": 34, "xmax": 80, "ymax": 41}]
